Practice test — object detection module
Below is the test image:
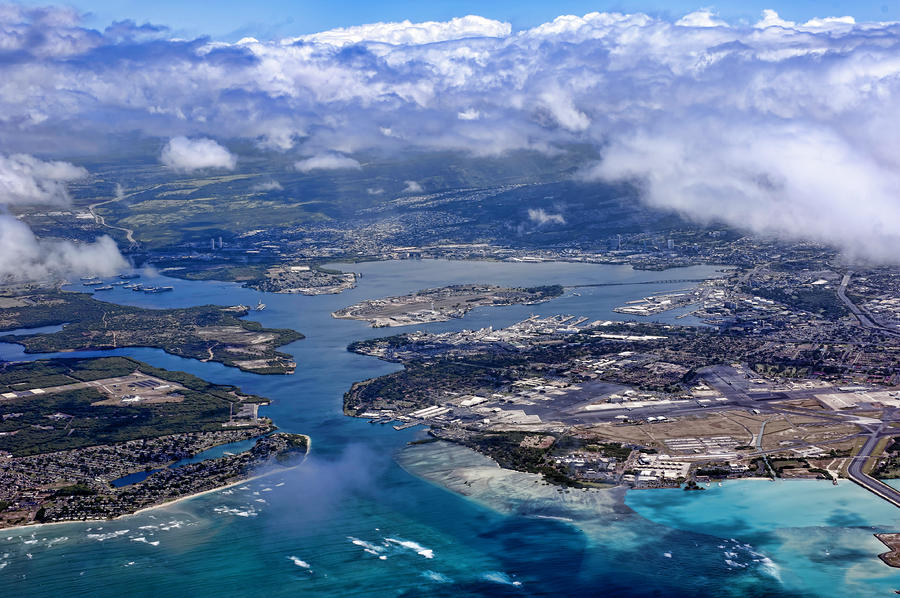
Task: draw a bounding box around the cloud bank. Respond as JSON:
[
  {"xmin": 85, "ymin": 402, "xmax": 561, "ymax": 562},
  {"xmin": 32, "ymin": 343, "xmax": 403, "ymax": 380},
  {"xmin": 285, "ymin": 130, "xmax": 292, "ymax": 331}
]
[
  {"xmin": 1, "ymin": 7, "xmax": 900, "ymax": 260},
  {"xmin": 0, "ymin": 216, "xmax": 126, "ymax": 282},
  {"xmin": 0, "ymin": 154, "xmax": 87, "ymax": 206},
  {"xmin": 160, "ymin": 137, "xmax": 237, "ymax": 172},
  {"xmin": 0, "ymin": 153, "xmax": 126, "ymax": 282}
]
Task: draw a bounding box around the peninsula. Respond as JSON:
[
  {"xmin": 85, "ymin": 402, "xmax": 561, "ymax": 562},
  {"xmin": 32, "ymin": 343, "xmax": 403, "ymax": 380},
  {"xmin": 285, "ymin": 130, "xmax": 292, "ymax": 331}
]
[
  {"xmin": 0, "ymin": 356, "xmax": 308, "ymax": 528},
  {"xmin": 0, "ymin": 290, "xmax": 302, "ymax": 374}
]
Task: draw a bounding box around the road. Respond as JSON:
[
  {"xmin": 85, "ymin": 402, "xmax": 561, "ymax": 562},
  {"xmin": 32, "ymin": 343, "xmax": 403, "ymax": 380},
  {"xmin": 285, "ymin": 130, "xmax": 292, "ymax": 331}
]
[
  {"xmin": 847, "ymin": 426, "xmax": 900, "ymax": 508},
  {"xmin": 88, "ymin": 183, "xmax": 166, "ymax": 248},
  {"xmin": 838, "ymin": 272, "xmax": 900, "ymax": 337}
]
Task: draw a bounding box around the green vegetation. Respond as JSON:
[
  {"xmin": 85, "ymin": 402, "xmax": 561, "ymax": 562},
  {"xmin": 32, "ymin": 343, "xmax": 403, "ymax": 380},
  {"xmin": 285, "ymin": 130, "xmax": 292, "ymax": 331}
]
[
  {"xmin": 741, "ymin": 284, "xmax": 848, "ymax": 319},
  {"xmin": 168, "ymin": 262, "xmax": 270, "ymax": 283},
  {"xmin": 345, "ymin": 354, "xmax": 527, "ymax": 413},
  {"xmin": 695, "ymin": 467, "xmax": 731, "ymax": 478},
  {"xmin": 54, "ymin": 484, "xmax": 96, "ymax": 497},
  {"xmin": 0, "ymin": 291, "xmax": 302, "ymax": 374},
  {"xmin": 0, "ymin": 356, "xmax": 267, "ymax": 456},
  {"xmin": 874, "ymin": 439, "xmax": 900, "ymax": 479},
  {"xmin": 453, "ymin": 431, "xmax": 581, "ymax": 486}
]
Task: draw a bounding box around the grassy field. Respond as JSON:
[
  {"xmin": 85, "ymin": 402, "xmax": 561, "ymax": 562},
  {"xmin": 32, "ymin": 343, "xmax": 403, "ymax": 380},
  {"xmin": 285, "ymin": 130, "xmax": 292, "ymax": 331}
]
[{"xmin": 0, "ymin": 356, "xmax": 269, "ymax": 456}]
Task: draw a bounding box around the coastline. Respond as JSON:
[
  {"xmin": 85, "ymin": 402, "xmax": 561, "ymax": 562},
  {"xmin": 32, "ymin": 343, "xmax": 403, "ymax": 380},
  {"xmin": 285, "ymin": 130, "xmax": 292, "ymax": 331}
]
[{"xmin": 1, "ymin": 434, "xmax": 311, "ymax": 535}]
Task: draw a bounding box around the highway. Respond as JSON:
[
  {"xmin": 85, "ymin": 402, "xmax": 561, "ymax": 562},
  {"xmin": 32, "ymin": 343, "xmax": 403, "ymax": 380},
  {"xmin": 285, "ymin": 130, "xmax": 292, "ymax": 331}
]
[
  {"xmin": 846, "ymin": 426, "xmax": 900, "ymax": 508},
  {"xmin": 838, "ymin": 272, "xmax": 900, "ymax": 337}
]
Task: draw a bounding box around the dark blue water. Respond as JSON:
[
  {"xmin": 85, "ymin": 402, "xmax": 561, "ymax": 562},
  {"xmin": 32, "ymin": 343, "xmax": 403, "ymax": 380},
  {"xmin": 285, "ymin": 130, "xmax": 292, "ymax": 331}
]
[
  {"xmin": 110, "ymin": 437, "xmax": 265, "ymax": 487},
  {"xmin": 0, "ymin": 260, "xmax": 897, "ymax": 597},
  {"xmin": 110, "ymin": 469, "xmax": 163, "ymax": 488}
]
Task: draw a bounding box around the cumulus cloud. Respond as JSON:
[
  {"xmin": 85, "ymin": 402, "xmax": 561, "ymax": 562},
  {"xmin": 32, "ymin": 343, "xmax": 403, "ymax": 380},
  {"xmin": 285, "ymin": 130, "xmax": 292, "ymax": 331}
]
[
  {"xmin": 402, "ymin": 180, "xmax": 423, "ymax": 193},
  {"xmin": 0, "ymin": 216, "xmax": 126, "ymax": 282},
  {"xmin": 675, "ymin": 10, "xmax": 727, "ymax": 28},
  {"xmin": 295, "ymin": 15, "xmax": 510, "ymax": 46},
  {"xmin": 251, "ymin": 179, "xmax": 283, "ymax": 192},
  {"xmin": 367, "ymin": 187, "xmax": 384, "ymax": 195},
  {"xmin": 0, "ymin": 8, "xmax": 899, "ymax": 260},
  {"xmin": 0, "ymin": 153, "xmax": 126, "ymax": 282},
  {"xmin": 160, "ymin": 137, "xmax": 237, "ymax": 172},
  {"xmin": 528, "ymin": 208, "xmax": 565, "ymax": 226},
  {"xmin": 0, "ymin": 154, "xmax": 87, "ymax": 205},
  {"xmin": 294, "ymin": 153, "xmax": 361, "ymax": 173}
]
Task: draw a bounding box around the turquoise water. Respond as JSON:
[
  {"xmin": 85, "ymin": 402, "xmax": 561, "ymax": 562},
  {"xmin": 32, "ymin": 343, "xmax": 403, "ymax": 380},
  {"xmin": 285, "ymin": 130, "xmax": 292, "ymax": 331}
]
[
  {"xmin": 0, "ymin": 259, "xmax": 897, "ymax": 597},
  {"xmin": 625, "ymin": 480, "xmax": 900, "ymax": 596}
]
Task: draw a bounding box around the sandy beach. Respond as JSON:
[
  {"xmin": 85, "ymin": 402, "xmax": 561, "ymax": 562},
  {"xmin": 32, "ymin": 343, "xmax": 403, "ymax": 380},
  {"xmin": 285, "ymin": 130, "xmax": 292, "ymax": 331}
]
[{"xmin": 1, "ymin": 434, "xmax": 310, "ymax": 534}]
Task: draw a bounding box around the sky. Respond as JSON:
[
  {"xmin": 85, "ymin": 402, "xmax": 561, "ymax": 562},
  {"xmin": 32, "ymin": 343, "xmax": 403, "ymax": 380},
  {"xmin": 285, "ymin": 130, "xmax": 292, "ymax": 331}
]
[
  {"xmin": 1, "ymin": 1, "xmax": 900, "ymax": 276},
  {"xmin": 12, "ymin": 0, "xmax": 900, "ymax": 41}
]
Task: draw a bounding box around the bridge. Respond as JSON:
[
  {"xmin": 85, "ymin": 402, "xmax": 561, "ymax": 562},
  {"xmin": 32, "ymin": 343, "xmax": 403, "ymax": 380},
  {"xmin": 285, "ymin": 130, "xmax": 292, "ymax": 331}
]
[{"xmin": 568, "ymin": 278, "xmax": 711, "ymax": 288}]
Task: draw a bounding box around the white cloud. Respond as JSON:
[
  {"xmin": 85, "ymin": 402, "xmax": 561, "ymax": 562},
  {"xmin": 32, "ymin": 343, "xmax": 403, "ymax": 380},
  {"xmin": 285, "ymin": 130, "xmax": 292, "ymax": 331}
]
[
  {"xmin": 251, "ymin": 179, "xmax": 283, "ymax": 192},
  {"xmin": 0, "ymin": 154, "xmax": 87, "ymax": 205},
  {"xmin": 160, "ymin": 137, "xmax": 236, "ymax": 172},
  {"xmin": 402, "ymin": 180, "xmax": 423, "ymax": 193},
  {"xmin": 528, "ymin": 208, "xmax": 565, "ymax": 226},
  {"xmin": 0, "ymin": 9, "xmax": 899, "ymax": 261},
  {"xmin": 675, "ymin": 10, "xmax": 727, "ymax": 28},
  {"xmin": 0, "ymin": 216, "xmax": 127, "ymax": 282},
  {"xmin": 367, "ymin": 187, "xmax": 384, "ymax": 195},
  {"xmin": 294, "ymin": 153, "xmax": 361, "ymax": 173},
  {"xmin": 0, "ymin": 153, "xmax": 126, "ymax": 282},
  {"xmin": 295, "ymin": 15, "xmax": 511, "ymax": 47},
  {"xmin": 754, "ymin": 10, "xmax": 795, "ymax": 29}
]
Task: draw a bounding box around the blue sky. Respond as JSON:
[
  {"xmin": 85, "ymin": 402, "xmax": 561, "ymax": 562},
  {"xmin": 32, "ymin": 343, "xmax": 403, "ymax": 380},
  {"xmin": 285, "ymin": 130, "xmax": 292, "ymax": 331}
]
[{"xmin": 17, "ymin": 0, "xmax": 899, "ymax": 40}]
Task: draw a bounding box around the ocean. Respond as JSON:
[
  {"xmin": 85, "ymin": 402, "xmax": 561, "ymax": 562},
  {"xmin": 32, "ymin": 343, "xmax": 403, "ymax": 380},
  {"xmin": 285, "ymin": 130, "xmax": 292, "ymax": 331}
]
[{"xmin": 1, "ymin": 259, "xmax": 898, "ymax": 597}]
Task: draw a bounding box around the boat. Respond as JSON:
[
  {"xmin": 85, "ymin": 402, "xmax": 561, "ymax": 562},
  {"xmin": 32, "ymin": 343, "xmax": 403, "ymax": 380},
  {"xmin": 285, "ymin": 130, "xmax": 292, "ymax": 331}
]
[
  {"xmin": 131, "ymin": 285, "xmax": 145, "ymax": 292},
  {"xmin": 111, "ymin": 281, "xmax": 127, "ymax": 286},
  {"xmin": 94, "ymin": 285, "xmax": 114, "ymax": 291},
  {"xmin": 255, "ymin": 299, "xmax": 266, "ymax": 311},
  {"xmin": 118, "ymin": 273, "xmax": 140, "ymax": 280},
  {"xmin": 80, "ymin": 276, "xmax": 98, "ymax": 281},
  {"xmin": 143, "ymin": 286, "xmax": 173, "ymax": 294},
  {"xmin": 83, "ymin": 280, "xmax": 104, "ymax": 286}
]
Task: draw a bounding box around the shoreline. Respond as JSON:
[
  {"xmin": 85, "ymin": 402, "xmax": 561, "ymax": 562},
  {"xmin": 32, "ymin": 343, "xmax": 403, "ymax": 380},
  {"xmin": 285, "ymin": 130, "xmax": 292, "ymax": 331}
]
[{"xmin": 1, "ymin": 434, "xmax": 311, "ymax": 535}]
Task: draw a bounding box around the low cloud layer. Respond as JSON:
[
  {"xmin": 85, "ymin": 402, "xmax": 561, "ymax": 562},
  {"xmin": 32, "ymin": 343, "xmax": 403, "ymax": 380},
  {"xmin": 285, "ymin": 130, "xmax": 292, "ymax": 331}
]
[
  {"xmin": 0, "ymin": 154, "xmax": 86, "ymax": 205},
  {"xmin": 0, "ymin": 216, "xmax": 126, "ymax": 282},
  {"xmin": 528, "ymin": 208, "xmax": 565, "ymax": 226},
  {"xmin": 294, "ymin": 153, "xmax": 361, "ymax": 173},
  {"xmin": 160, "ymin": 137, "xmax": 237, "ymax": 173},
  {"xmin": 0, "ymin": 7, "xmax": 899, "ymax": 260},
  {"xmin": 0, "ymin": 152, "xmax": 126, "ymax": 282}
]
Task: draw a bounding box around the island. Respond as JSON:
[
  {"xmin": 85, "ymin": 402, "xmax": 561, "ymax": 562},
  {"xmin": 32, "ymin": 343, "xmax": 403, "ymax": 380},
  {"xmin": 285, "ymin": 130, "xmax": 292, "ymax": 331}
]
[
  {"xmin": 332, "ymin": 284, "xmax": 563, "ymax": 327},
  {"xmin": 0, "ymin": 356, "xmax": 308, "ymax": 528},
  {"xmin": 253, "ymin": 263, "xmax": 357, "ymax": 295},
  {"xmin": 163, "ymin": 261, "xmax": 357, "ymax": 295},
  {"xmin": 0, "ymin": 290, "xmax": 303, "ymax": 374}
]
